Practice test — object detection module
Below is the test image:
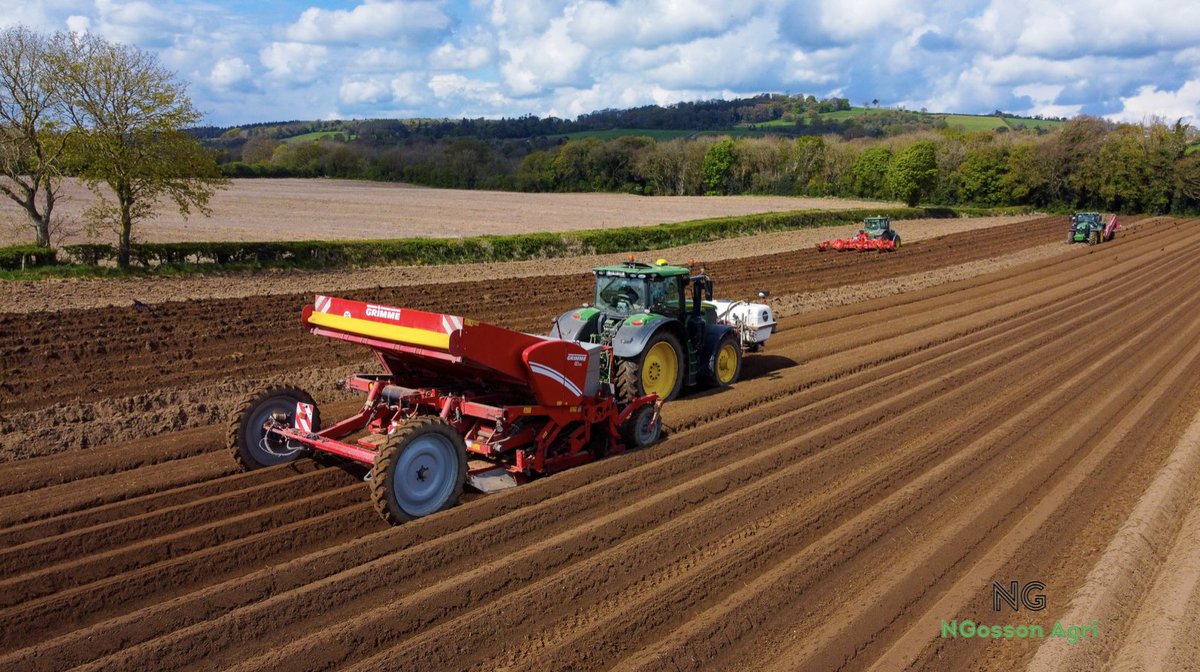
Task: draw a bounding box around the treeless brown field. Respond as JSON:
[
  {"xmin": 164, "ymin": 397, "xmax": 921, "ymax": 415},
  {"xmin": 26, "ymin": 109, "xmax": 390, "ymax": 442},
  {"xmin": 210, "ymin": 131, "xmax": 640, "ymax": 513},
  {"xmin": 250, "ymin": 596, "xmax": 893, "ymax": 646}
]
[{"xmin": 0, "ymin": 178, "xmax": 900, "ymax": 245}]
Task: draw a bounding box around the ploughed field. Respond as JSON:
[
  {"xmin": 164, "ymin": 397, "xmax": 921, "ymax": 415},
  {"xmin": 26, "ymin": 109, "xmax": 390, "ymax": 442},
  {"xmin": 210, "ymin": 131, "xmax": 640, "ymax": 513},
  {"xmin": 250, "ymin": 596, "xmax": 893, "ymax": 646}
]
[
  {"xmin": 0, "ymin": 178, "xmax": 900, "ymax": 244},
  {"xmin": 2, "ymin": 215, "xmax": 1200, "ymax": 670}
]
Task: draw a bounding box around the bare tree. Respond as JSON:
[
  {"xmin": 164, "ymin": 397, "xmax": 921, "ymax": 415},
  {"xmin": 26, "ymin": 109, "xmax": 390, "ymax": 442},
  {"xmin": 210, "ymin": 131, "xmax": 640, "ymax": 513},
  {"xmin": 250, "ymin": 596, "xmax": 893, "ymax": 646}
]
[
  {"xmin": 54, "ymin": 31, "xmax": 226, "ymax": 267},
  {"xmin": 0, "ymin": 26, "xmax": 72, "ymax": 247}
]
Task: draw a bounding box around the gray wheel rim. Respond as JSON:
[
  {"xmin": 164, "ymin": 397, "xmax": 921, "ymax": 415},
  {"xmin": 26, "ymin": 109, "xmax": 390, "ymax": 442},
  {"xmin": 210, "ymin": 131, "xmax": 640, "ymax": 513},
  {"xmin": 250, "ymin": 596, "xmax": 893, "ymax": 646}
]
[
  {"xmin": 633, "ymin": 409, "xmax": 661, "ymax": 446},
  {"xmin": 249, "ymin": 398, "xmax": 303, "ymax": 464},
  {"xmin": 394, "ymin": 432, "xmax": 458, "ymax": 517}
]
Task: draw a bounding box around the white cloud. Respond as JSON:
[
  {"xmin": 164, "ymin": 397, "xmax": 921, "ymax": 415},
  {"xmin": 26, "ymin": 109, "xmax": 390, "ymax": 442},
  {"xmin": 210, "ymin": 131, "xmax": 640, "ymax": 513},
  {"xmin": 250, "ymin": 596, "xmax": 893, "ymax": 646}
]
[
  {"xmin": 815, "ymin": 0, "xmax": 924, "ymax": 42},
  {"xmin": 209, "ymin": 56, "xmax": 251, "ymax": 89},
  {"xmin": 260, "ymin": 41, "xmax": 329, "ymax": 82},
  {"xmin": 489, "ymin": 0, "xmax": 562, "ymax": 37},
  {"xmin": 642, "ymin": 17, "xmax": 784, "ymax": 90},
  {"xmin": 66, "ymin": 15, "xmax": 92, "ymax": 33},
  {"xmin": 285, "ymin": 0, "xmax": 451, "ymax": 44},
  {"xmin": 91, "ymin": 0, "xmax": 196, "ymax": 46},
  {"xmin": 391, "ymin": 72, "xmax": 433, "ymax": 105},
  {"xmin": 339, "ymin": 77, "xmax": 390, "ymax": 105},
  {"xmin": 499, "ymin": 15, "xmax": 590, "ymax": 95},
  {"xmin": 430, "ymin": 31, "xmax": 494, "ymax": 70},
  {"xmin": 429, "ymin": 73, "xmax": 512, "ymax": 109},
  {"xmin": 1111, "ymin": 80, "xmax": 1200, "ymax": 123},
  {"xmin": 569, "ymin": 0, "xmax": 760, "ymax": 49},
  {"xmin": 966, "ymin": 0, "xmax": 1200, "ymax": 60},
  {"xmin": 0, "ymin": 2, "xmax": 59, "ymax": 30}
]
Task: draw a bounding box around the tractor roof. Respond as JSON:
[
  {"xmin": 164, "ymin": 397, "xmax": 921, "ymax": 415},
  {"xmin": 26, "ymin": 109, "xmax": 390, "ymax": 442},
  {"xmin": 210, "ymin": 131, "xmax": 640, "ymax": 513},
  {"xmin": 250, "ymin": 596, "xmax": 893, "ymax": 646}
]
[{"xmin": 593, "ymin": 260, "xmax": 691, "ymax": 277}]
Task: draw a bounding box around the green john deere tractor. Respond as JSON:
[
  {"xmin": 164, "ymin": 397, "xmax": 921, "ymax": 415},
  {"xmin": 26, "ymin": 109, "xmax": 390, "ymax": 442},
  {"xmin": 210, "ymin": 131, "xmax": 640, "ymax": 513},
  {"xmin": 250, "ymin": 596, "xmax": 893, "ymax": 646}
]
[
  {"xmin": 551, "ymin": 259, "xmax": 774, "ymax": 402},
  {"xmin": 1068, "ymin": 212, "xmax": 1114, "ymax": 245}
]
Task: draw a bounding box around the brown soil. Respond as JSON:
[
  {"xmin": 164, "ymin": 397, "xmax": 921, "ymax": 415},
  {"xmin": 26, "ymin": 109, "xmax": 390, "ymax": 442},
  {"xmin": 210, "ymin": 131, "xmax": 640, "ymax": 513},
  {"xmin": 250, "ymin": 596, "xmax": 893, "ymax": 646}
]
[
  {"xmin": 0, "ymin": 214, "xmax": 1032, "ymax": 314},
  {"xmin": 0, "ymin": 177, "xmax": 900, "ymax": 245},
  {"xmin": 1, "ymin": 216, "xmax": 1198, "ymax": 672},
  {"xmin": 0, "ymin": 215, "xmax": 1071, "ymax": 458}
]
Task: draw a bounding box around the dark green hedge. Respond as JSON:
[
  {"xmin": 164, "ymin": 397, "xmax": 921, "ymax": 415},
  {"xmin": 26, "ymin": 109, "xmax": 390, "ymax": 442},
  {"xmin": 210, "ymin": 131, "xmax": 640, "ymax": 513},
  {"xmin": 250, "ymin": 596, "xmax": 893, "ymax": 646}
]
[
  {"xmin": 0, "ymin": 245, "xmax": 57, "ymax": 270},
  {"xmin": 52, "ymin": 205, "xmax": 1030, "ymax": 271}
]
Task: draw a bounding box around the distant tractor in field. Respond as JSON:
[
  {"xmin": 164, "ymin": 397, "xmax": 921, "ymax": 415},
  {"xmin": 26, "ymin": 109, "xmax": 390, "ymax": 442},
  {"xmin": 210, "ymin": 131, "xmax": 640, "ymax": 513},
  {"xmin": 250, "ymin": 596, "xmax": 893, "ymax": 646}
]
[
  {"xmin": 1068, "ymin": 212, "xmax": 1119, "ymax": 245},
  {"xmin": 550, "ymin": 260, "xmax": 775, "ymax": 402},
  {"xmin": 817, "ymin": 215, "xmax": 901, "ymax": 251},
  {"xmin": 862, "ymin": 216, "xmax": 901, "ymax": 247}
]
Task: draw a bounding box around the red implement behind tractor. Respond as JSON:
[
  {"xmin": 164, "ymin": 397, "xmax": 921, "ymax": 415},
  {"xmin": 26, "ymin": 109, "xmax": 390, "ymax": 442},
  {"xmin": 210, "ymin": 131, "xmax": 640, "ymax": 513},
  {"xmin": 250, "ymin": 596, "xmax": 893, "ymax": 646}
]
[
  {"xmin": 817, "ymin": 215, "xmax": 901, "ymax": 252},
  {"xmin": 816, "ymin": 231, "xmax": 897, "ymax": 252},
  {"xmin": 228, "ymin": 295, "xmax": 661, "ymax": 525}
]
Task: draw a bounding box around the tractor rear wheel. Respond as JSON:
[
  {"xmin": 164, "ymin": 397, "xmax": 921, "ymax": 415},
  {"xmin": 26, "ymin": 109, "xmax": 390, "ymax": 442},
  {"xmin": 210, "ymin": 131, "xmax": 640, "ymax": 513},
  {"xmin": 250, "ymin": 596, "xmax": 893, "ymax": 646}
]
[
  {"xmin": 621, "ymin": 403, "xmax": 663, "ymax": 449},
  {"xmin": 228, "ymin": 387, "xmax": 319, "ymax": 470},
  {"xmin": 370, "ymin": 416, "xmax": 466, "ymax": 525},
  {"xmin": 617, "ymin": 330, "xmax": 685, "ymax": 402},
  {"xmin": 703, "ymin": 332, "xmax": 743, "ymax": 388},
  {"xmin": 892, "ymin": 234, "xmax": 901, "ymax": 250},
  {"xmin": 1067, "ymin": 231, "xmax": 1075, "ymax": 244}
]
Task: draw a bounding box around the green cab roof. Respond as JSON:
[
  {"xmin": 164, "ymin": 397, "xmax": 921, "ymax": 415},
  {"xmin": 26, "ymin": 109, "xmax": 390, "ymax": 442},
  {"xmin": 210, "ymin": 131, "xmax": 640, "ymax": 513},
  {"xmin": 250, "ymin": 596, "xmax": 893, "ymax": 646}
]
[{"xmin": 593, "ymin": 261, "xmax": 692, "ymax": 277}]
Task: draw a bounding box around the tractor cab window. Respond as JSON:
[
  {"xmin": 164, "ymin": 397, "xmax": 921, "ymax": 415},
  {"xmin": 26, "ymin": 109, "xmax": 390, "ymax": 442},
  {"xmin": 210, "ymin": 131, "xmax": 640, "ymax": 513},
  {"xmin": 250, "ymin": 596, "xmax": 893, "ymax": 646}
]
[
  {"xmin": 596, "ymin": 276, "xmax": 648, "ymax": 314},
  {"xmin": 864, "ymin": 218, "xmax": 887, "ymax": 231},
  {"xmin": 648, "ymin": 277, "xmax": 683, "ymax": 316}
]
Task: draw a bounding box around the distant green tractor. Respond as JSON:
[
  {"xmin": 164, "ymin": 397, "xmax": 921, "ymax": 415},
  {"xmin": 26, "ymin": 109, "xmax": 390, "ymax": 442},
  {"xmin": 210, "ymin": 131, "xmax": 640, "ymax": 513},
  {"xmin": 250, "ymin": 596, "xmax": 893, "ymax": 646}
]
[
  {"xmin": 817, "ymin": 215, "xmax": 901, "ymax": 251},
  {"xmin": 551, "ymin": 260, "xmax": 776, "ymax": 402},
  {"xmin": 862, "ymin": 216, "xmax": 901, "ymax": 246},
  {"xmin": 1068, "ymin": 212, "xmax": 1118, "ymax": 245}
]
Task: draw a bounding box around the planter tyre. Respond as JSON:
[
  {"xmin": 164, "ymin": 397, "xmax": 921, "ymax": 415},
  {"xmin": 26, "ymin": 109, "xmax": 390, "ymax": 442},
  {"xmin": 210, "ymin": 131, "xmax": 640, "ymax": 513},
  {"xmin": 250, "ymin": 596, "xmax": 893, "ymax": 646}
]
[
  {"xmin": 228, "ymin": 386, "xmax": 319, "ymax": 470},
  {"xmin": 370, "ymin": 416, "xmax": 467, "ymax": 525},
  {"xmin": 621, "ymin": 403, "xmax": 663, "ymax": 449}
]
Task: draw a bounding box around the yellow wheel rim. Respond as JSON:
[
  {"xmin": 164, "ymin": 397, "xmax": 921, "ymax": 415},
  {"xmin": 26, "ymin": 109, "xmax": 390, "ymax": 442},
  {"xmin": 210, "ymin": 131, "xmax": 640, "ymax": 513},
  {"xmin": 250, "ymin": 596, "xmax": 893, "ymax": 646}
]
[
  {"xmin": 715, "ymin": 342, "xmax": 738, "ymax": 385},
  {"xmin": 641, "ymin": 341, "xmax": 679, "ymax": 398}
]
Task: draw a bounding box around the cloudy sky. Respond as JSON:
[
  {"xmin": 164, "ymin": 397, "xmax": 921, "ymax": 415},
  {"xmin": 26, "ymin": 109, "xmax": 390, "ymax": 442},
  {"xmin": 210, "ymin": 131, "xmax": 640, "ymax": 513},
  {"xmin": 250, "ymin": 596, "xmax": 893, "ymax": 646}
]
[{"xmin": 6, "ymin": 0, "xmax": 1199, "ymax": 127}]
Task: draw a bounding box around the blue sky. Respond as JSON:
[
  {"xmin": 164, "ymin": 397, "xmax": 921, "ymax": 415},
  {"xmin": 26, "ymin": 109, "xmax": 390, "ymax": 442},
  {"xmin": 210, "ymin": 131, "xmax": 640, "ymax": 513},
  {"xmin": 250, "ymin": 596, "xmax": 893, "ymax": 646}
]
[{"xmin": 7, "ymin": 0, "xmax": 1200, "ymax": 126}]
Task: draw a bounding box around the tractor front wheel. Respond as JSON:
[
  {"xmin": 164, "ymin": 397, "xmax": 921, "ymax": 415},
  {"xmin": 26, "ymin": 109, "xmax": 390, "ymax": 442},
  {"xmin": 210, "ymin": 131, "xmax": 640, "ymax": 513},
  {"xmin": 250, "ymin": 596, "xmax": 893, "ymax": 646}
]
[
  {"xmin": 1067, "ymin": 231, "xmax": 1075, "ymax": 244},
  {"xmin": 703, "ymin": 332, "xmax": 743, "ymax": 388},
  {"xmin": 370, "ymin": 416, "xmax": 466, "ymax": 525},
  {"xmin": 1088, "ymin": 230, "xmax": 1100, "ymax": 245},
  {"xmin": 227, "ymin": 387, "xmax": 319, "ymax": 470},
  {"xmin": 617, "ymin": 330, "xmax": 685, "ymax": 402}
]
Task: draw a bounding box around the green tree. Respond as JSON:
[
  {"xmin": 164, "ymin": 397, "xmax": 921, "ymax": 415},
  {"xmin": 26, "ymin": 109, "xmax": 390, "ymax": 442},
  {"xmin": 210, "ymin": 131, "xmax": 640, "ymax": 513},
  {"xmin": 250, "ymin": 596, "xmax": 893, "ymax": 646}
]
[
  {"xmin": 788, "ymin": 136, "xmax": 825, "ymax": 194},
  {"xmin": 850, "ymin": 146, "xmax": 892, "ymax": 198},
  {"xmin": 516, "ymin": 149, "xmax": 554, "ymax": 191},
  {"xmin": 1175, "ymin": 152, "xmax": 1200, "ymax": 212},
  {"xmin": 702, "ymin": 138, "xmax": 737, "ymax": 195},
  {"xmin": 1000, "ymin": 141, "xmax": 1047, "ymax": 205},
  {"xmin": 1097, "ymin": 124, "xmax": 1148, "ymax": 211},
  {"xmin": 241, "ymin": 134, "xmax": 281, "ymax": 164},
  {"xmin": 885, "ymin": 141, "xmax": 938, "ymax": 206},
  {"xmin": 54, "ymin": 32, "xmax": 226, "ymax": 268},
  {"xmin": 0, "ymin": 26, "xmax": 73, "ymax": 247},
  {"xmin": 957, "ymin": 143, "xmax": 1009, "ymax": 205}
]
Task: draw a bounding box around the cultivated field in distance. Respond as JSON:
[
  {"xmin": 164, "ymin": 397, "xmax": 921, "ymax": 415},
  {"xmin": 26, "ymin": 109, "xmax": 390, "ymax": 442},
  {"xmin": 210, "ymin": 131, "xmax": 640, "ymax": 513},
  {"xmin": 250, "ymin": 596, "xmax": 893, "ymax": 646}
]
[{"xmin": 0, "ymin": 178, "xmax": 901, "ymax": 245}]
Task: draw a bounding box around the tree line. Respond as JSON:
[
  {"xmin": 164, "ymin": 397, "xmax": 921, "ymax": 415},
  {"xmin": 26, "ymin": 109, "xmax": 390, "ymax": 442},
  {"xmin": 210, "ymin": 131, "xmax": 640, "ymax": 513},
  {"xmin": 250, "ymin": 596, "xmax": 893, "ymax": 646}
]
[
  {"xmin": 0, "ymin": 26, "xmax": 224, "ymax": 266},
  {"xmin": 217, "ymin": 117, "xmax": 1200, "ymax": 213}
]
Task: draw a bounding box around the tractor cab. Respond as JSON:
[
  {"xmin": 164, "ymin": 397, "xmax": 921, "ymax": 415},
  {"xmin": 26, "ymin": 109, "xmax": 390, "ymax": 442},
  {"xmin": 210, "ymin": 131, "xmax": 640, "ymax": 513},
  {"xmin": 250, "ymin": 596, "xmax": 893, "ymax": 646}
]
[
  {"xmin": 1069, "ymin": 212, "xmax": 1107, "ymax": 244},
  {"xmin": 593, "ymin": 261, "xmax": 696, "ymax": 319},
  {"xmin": 1071, "ymin": 212, "xmax": 1101, "ymax": 230},
  {"xmin": 551, "ymin": 258, "xmax": 768, "ymax": 402},
  {"xmin": 861, "ymin": 216, "xmax": 893, "ymax": 240}
]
